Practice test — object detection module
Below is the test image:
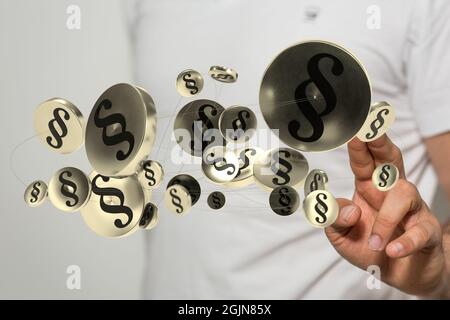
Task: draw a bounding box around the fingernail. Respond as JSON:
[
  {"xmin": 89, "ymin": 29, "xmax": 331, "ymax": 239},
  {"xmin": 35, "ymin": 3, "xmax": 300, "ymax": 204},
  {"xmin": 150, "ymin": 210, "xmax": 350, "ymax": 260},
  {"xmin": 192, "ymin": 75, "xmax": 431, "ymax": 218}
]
[
  {"xmin": 368, "ymin": 234, "xmax": 383, "ymax": 251},
  {"xmin": 392, "ymin": 242, "xmax": 404, "ymax": 255},
  {"xmin": 341, "ymin": 205, "xmax": 356, "ymax": 223}
]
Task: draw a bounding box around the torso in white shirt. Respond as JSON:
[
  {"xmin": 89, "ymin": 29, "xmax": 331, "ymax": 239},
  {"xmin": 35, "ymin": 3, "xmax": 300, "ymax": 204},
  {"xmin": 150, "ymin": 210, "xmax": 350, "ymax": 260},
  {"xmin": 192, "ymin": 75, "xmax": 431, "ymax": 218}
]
[{"xmin": 127, "ymin": 0, "xmax": 449, "ymax": 299}]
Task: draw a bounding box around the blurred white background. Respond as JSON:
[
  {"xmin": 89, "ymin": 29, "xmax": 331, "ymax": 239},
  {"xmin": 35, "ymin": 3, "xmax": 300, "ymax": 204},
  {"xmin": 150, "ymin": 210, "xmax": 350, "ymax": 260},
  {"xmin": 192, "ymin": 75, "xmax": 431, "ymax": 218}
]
[{"xmin": 0, "ymin": 0, "xmax": 448, "ymax": 299}]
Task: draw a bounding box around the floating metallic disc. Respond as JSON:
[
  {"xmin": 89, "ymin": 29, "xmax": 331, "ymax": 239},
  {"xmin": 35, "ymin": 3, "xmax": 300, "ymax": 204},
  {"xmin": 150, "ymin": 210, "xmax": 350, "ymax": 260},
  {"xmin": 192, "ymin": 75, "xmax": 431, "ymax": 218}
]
[
  {"xmin": 259, "ymin": 40, "xmax": 371, "ymax": 152},
  {"xmin": 137, "ymin": 160, "xmax": 164, "ymax": 190},
  {"xmin": 85, "ymin": 83, "xmax": 157, "ymax": 177},
  {"xmin": 24, "ymin": 180, "xmax": 48, "ymax": 207},
  {"xmin": 202, "ymin": 146, "xmax": 239, "ymax": 184},
  {"xmin": 167, "ymin": 174, "xmax": 201, "ymax": 205},
  {"xmin": 48, "ymin": 167, "xmax": 91, "ymax": 212},
  {"xmin": 224, "ymin": 147, "xmax": 263, "ymax": 188},
  {"xmin": 165, "ymin": 184, "xmax": 192, "ymax": 215},
  {"xmin": 81, "ymin": 172, "xmax": 145, "ymax": 238},
  {"xmin": 357, "ymin": 101, "xmax": 396, "ymax": 142},
  {"xmin": 209, "ymin": 66, "xmax": 238, "ymax": 83},
  {"xmin": 139, "ymin": 202, "xmax": 159, "ymax": 230},
  {"xmin": 253, "ymin": 147, "xmax": 309, "ymax": 190},
  {"xmin": 372, "ymin": 163, "xmax": 399, "ymax": 192},
  {"xmin": 303, "ymin": 189, "xmax": 338, "ymax": 228},
  {"xmin": 207, "ymin": 191, "xmax": 226, "ymax": 210},
  {"xmin": 174, "ymin": 99, "xmax": 225, "ymax": 157},
  {"xmin": 269, "ymin": 186, "xmax": 300, "ymax": 216},
  {"xmin": 176, "ymin": 69, "xmax": 204, "ymax": 97},
  {"xmin": 34, "ymin": 98, "xmax": 84, "ymax": 154},
  {"xmin": 219, "ymin": 106, "xmax": 257, "ymax": 143},
  {"xmin": 304, "ymin": 169, "xmax": 329, "ymax": 197}
]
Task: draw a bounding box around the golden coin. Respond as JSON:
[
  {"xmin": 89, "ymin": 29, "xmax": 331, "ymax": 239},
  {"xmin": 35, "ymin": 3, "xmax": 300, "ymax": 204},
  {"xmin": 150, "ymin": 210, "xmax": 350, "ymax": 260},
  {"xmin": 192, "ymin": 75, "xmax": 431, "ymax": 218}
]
[
  {"xmin": 139, "ymin": 202, "xmax": 159, "ymax": 230},
  {"xmin": 167, "ymin": 174, "xmax": 201, "ymax": 205},
  {"xmin": 173, "ymin": 99, "xmax": 225, "ymax": 157},
  {"xmin": 85, "ymin": 83, "xmax": 157, "ymax": 177},
  {"xmin": 269, "ymin": 186, "xmax": 300, "ymax": 216},
  {"xmin": 48, "ymin": 167, "xmax": 91, "ymax": 212},
  {"xmin": 164, "ymin": 184, "xmax": 192, "ymax": 216},
  {"xmin": 372, "ymin": 163, "xmax": 399, "ymax": 192},
  {"xmin": 176, "ymin": 69, "xmax": 204, "ymax": 97},
  {"xmin": 357, "ymin": 101, "xmax": 396, "ymax": 142},
  {"xmin": 218, "ymin": 106, "xmax": 257, "ymax": 143},
  {"xmin": 24, "ymin": 180, "xmax": 48, "ymax": 207},
  {"xmin": 303, "ymin": 190, "xmax": 338, "ymax": 228},
  {"xmin": 253, "ymin": 147, "xmax": 309, "ymax": 190},
  {"xmin": 80, "ymin": 172, "xmax": 145, "ymax": 237},
  {"xmin": 304, "ymin": 169, "xmax": 329, "ymax": 197},
  {"xmin": 260, "ymin": 40, "xmax": 371, "ymax": 152},
  {"xmin": 137, "ymin": 160, "xmax": 164, "ymax": 190},
  {"xmin": 224, "ymin": 147, "xmax": 263, "ymax": 188},
  {"xmin": 34, "ymin": 98, "xmax": 84, "ymax": 154},
  {"xmin": 208, "ymin": 66, "xmax": 238, "ymax": 83},
  {"xmin": 202, "ymin": 146, "xmax": 239, "ymax": 184},
  {"xmin": 207, "ymin": 191, "xmax": 226, "ymax": 210}
]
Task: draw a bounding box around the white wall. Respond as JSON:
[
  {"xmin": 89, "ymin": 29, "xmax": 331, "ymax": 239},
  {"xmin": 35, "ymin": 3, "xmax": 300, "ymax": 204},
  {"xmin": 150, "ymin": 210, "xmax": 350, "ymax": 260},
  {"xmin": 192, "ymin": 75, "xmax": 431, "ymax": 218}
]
[{"xmin": 0, "ymin": 0, "xmax": 144, "ymax": 299}]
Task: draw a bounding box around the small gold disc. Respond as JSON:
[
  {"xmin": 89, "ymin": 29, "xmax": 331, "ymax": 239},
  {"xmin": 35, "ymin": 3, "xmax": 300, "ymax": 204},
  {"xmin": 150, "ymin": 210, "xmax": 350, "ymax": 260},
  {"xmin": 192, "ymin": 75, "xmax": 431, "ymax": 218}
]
[
  {"xmin": 372, "ymin": 163, "xmax": 399, "ymax": 192},
  {"xmin": 176, "ymin": 69, "xmax": 204, "ymax": 97},
  {"xmin": 303, "ymin": 190, "xmax": 338, "ymax": 228},
  {"xmin": 209, "ymin": 66, "xmax": 238, "ymax": 83},
  {"xmin": 48, "ymin": 167, "xmax": 91, "ymax": 212},
  {"xmin": 24, "ymin": 180, "xmax": 48, "ymax": 207},
  {"xmin": 164, "ymin": 184, "xmax": 192, "ymax": 216},
  {"xmin": 34, "ymin": 98, "xmax": 84, "ymax": 154},
  {"xmin": 202, "ymin": 146, "xmax": 240, "ymax": 184},
  {"xmin": 218, "ymin": 106, "xmax": 257, "ymax": 143},
  {"xmin": 357, "ymin": 101, "xmax": 396, "ymax": 142},
  {"xmin": 137, "ymin": 160, "xmax": 164, "ymax": 190},
  {"xmin": 304, "ymin": 169, "xmax": 329, "ymax": 197},
  {"xmin": 269, "ymin": 186, "xmax": 300, "ymax": 216},
  {"xmin": 253, "ymin": 147, "xmax": 309, "ymax": 190}
]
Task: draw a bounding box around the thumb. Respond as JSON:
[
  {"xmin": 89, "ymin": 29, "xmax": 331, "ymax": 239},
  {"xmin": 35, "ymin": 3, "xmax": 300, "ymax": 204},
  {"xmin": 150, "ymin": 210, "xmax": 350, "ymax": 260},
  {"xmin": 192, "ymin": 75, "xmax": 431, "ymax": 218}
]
[{"xmin": 325, "ymin": 198, "xmax": 362, "ymax": 244}]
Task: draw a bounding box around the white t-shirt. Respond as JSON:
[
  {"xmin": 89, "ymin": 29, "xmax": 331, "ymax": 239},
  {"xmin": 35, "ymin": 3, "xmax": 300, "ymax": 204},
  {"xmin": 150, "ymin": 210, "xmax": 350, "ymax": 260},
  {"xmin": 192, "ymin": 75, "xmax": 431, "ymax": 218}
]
[{"xmin": 126, "ymin": 0, "xmax": 450, "ymax": 299}]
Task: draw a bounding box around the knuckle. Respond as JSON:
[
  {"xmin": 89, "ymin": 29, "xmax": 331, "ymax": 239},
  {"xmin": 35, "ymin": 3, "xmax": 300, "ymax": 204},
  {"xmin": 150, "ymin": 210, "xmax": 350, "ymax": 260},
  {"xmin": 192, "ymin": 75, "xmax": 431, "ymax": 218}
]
[
  {"xmin": 375, "ymin": 214, "xmax": 396, "ymax": 230},
  {"xmin": 395, "ymin": 180, "xmax": 418, "ymax": 199},
  {"xmin": 415, "ymin": 225, "xmax": 430, "ymax": 245}
]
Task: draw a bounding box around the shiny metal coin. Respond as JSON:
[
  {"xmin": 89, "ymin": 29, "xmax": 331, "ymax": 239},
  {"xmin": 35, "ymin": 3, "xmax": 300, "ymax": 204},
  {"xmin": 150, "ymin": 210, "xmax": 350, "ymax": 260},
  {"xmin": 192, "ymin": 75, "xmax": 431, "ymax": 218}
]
[
  {"xmin": 253, "ymin": 147, "xmax": 309, "ymax": 190},
  {"xmin": 202, "ymin": 146, "xmax": 239, "ymax": 184},
  {"xmin": 174, "ymin": 99, "xmax": 225, "ymax": 157},
  {"xmin": 81, "ymin": 172, "xmax": 145, "ymax": 237},
  {"xmin": 269, "ymin": 186, "xmax": 300, "ymax": 216},
  {"xmin": 34, "ymin": 98, "xmax": 84, "ymax": 154},
  {"xmin": 259, "ymin": 40, "xmax": 371, "ymax": 152},
  {"xmin": 304, "ymin": 169, "xmax": 329, "ymax": 197},
  {"xmin": 207, "ymin": 191, "xmax": 226, "ymax": 210},
  {"xmin": 24, "ymin": 180, "xmax": 48, "ymax": 207},
  {"xmin": 209, "ymin": 66, "xmax": 238, "ymax": 83},
  {"xmin": 219, "ymin": 106, "xmax": 257, "ymax": 143},
  {"xmin": 372, "ymin": 163, "xmax": 399, "ymax": 192},
  {"xmin": 165, "ymin": 184, "xmax": 192, "ymax": 215},
  {"xmin": 85, "ymin": 83, "xmax": 157, "ymax": 177},
  {"xmin": 139, "ymin": 202, "xmax": 159, "ymax": 230},
  {"xmin": 357, "ymin": 101, "xmax": 395, "ymax": 142},
  {"xmin": 303, "ymin": 190, "xmax": 338, "ymax": 228},
  {"xmin": 48, "ymin": 167, "xmax": 91, "ymax": 212},
  {"xmin": 137, "ymin": 160, "xmax": 164, "ymax": 190},
  {"xmin": 167, "ymin": 174, "xmax": 201, "ymax": 205},
  {"xmin": 224, "ymin": 147, "xmax": 263, "ymax": 188},
  {"xmin": 176, "ymin": 69, "xmax": 204, "ymax": 97}
]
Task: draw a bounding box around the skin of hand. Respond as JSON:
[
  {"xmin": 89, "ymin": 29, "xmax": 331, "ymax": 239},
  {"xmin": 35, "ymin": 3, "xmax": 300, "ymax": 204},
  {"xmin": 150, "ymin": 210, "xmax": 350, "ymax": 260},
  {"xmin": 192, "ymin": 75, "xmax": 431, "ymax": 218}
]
[{"xmin": 325, "ymin": 135, "xmax": 449, "ymax": 297}]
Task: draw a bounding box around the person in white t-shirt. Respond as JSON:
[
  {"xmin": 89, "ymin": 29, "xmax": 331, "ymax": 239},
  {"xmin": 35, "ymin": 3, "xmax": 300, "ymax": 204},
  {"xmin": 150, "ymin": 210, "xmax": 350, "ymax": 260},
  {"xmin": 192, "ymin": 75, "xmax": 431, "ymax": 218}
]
[{"xmin": 125, "ymin": 0, "xmax": 450, "ymax": 299}]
